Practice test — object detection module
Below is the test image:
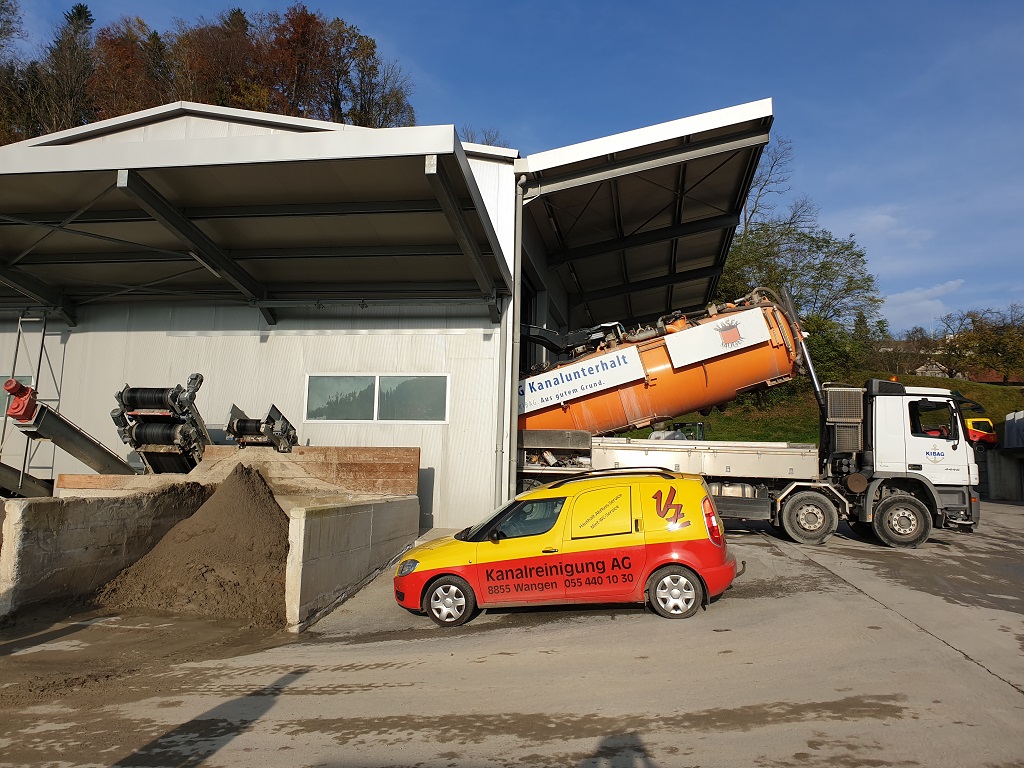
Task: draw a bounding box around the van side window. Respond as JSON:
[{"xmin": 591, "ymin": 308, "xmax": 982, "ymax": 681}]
[
  {"xmin": 570, "ymin": 486, "xmax": 632, "ymax": 539},
  {"xmin": 909, "ymin": 400, "xmax": 956, "ymax": 440},
  {"xmin": 496, "ymin": 498, "xmax": 565, "ymax": 539}
]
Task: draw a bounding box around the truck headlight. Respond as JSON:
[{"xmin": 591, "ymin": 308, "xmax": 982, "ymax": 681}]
[{"xmin": 397, "ymin": 559, "xmax": 419, "ymax": 577}]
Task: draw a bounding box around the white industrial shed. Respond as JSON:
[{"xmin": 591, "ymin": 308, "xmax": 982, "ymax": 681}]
[{"xmin": 0, "ymin": 98, "xmax": 772, "ymax": 528}]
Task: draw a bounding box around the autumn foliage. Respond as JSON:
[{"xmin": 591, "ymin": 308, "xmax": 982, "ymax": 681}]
[{"xmin": 0, "ymin": 2, "xmax": 415, "ymax": 144}]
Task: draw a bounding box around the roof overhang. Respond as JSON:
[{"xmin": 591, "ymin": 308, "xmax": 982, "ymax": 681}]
[
  {"xmin": 515, "ymin": 99, "xmax": 772, "ymax": 328},
  {"xmin": 0, "ymin": 102, "xmax": 512, "ymax": 326}
]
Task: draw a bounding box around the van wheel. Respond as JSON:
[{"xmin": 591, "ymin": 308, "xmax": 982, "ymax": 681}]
[
  {"xmin": 424, "ymin": 576, "xmax": 477, "ymax": 627},
  {"xmin": 647, "ymin": 566, "xmax": 703, "ymax": 619},
  {"xmin": 871, "ymin": 495, "xmax": 932, "ymax": 549},
  {"xmin": 781, "ymin": 491, "xmax": 838, "ymax": 545}
]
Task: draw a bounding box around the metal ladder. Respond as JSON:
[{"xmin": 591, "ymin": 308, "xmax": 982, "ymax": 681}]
[{"xmin": 1, "ymin": 314, "xmax": 59, "ymax": 489}]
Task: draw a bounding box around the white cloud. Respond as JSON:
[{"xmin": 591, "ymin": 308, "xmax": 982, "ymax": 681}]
[
  {"xmin": 882, "ymin": 280, "xmax": 966, "ymax": 333},
  {"xmin": 836, "ymin": 205, "xmax": 935, "ymax": 250}
]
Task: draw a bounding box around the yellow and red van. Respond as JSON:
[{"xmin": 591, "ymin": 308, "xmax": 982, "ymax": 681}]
[
  {"xmin": 394, "ymin": 469, "xmax": 738, "ymax": 626},
  {"xmin": 964, "ymin": 417, "xmax": 998, "ymax": 451}
]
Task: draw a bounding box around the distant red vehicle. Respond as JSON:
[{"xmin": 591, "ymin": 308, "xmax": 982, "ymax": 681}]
[{"xmin": 965, "ymin": 418, "xmax": 998, "ymax": 451}]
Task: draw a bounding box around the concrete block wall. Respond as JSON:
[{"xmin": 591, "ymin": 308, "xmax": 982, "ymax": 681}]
[
  {"xmin": 985, "ymin": 451, "xmax": 1024, "ymax": 502},
  {"xmin": 285, "ymin": 495, "xmax": 419, "ymax": 632},
  {"xmin": 0, "ymin": 483, "xmax": 211, "ymax": 617}
]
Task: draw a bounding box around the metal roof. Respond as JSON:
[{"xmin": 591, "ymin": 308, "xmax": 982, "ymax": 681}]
[
  {"xmin": 0, "ymin": 102, "xmax": 512, "ymax": 326},
  {"xmin": 515, "ymin": 99, "xmax": 772, "ymax": 329}
]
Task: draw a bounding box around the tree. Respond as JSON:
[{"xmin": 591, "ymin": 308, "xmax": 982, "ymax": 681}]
[
  {"xmin": 89, "ymin": 17, "xmax": 171, "ymax": 118},
  {"xmin": 940, "ymin": 304, "xmax": 1024, "ymax": 383},
  {"xmin": 0, "ymin": 0, "xmax": 22, "ymax": 56},
  {"xmin": 35, "ymin": 3, "xmax": 95, "ymax": 133},
  {"xmin": 719, "ymin": 213, "xmax": 881, "ymax": 328},
  {"xmin": 720, "ymin": 137, "xmax": 881, "ymax": 325},
  {"xmin": 347, "ymin": 49, "xmax": 414, "ymax": 128},
  {"xmin": 167, "ymin": 9, "xmax": 270, "ymax": 109},
  {"xmin": 459, "ymin": 125, "xmax": 509, "ymax": 147}
]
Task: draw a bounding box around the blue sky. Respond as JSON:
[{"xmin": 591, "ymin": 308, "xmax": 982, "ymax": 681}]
[{"xmin": 16, "ymin": 1, "xmax": 1024, "ymax": 332}]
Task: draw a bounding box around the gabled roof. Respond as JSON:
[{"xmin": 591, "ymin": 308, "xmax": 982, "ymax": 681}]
[
  {"xmin": 0, "ymin": 103, "xmax": 510, "ymax": 325},
  {"xmin": 516, "ymin": 99, "xmax": 772, "ymax": 328},
  {"xmin": 12, "ymin": 101, "xmax": 365, "ymax": 148}
]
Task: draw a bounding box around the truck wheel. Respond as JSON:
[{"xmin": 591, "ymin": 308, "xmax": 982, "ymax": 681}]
[
  {"xmin": 779, "ymin": 491, "xmax": 839, "ymax": 545},
  {"xmin": 647, "ymin": 565, "xmax": 703, "ymax": 619},
  {"xmin": 781, "ymin": 491, "xmax": 838, "ymax": 545},
  {"xmin": 424, "ymin": 576, "xmax": 477, "ymax": 627},
  {"xmin": 871, "ymin": 495, "xmax": 932, "ymax": 549}
]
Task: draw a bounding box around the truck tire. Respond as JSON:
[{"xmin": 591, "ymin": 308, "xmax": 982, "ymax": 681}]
[
  {"xmin": 781, "ymin": 491, "xmax": 839, "ymax": 545},
  {"xmin": 871, "ymin": 494, "xmax": 932, "ymax": 549}
]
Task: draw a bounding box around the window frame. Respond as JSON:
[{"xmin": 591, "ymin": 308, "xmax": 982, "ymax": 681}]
[{"xmin": 304, "ymin": 373, "xmax": 450, "ymax": 424}]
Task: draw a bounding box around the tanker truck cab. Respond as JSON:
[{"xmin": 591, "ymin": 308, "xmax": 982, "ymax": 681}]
[{"xmin": 854, "ymin": 379, "xmax": 980, "ymax": 545}]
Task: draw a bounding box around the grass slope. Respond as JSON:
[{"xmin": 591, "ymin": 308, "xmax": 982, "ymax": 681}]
[{"xmin": 625, "ymin": 374, "xmax": 1024, "ymax": 446}]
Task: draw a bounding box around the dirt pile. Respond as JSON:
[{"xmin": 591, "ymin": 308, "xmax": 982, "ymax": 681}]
[{"xmin": 98, "ymin": 464, "xmax": 289, "ymax": 628}]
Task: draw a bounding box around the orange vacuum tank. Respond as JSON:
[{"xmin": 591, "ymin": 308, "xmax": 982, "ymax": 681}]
[{"xmin": 518, "ymin": 297, "xmax": 802, "ymax": 435}]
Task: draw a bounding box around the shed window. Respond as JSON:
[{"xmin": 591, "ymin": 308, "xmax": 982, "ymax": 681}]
[
  {"xmin": 379, "ymin": 376, "xmax": 447, "ymax": 421},
  {"xmin": 306, "ymin": 374, "xmax": 448, "ymax": 423}
]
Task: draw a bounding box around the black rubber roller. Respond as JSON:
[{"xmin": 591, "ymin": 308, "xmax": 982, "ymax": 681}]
[
  {"xmin": 121, "ymin": 387, "xmax": 178, "ymax": 410},
  {"xmin": 130, "ymin": 422, "xmax": 182, "ymax": 445},
  {"xmin": 231, "ymin": 419, "xmax": 264, "ymax": 436}
]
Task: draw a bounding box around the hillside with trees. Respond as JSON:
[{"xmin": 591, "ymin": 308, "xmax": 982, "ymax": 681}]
[{"xmin": 0, "ymin": 1, "xmax": 415, "ymax": 145}]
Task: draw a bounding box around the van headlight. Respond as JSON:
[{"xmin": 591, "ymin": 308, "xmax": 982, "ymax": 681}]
[{"xmin": 397, "ymin": 559, "xmax": 419, "ymax": 577}]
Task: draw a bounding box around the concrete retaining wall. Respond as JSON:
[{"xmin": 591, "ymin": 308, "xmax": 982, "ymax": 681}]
[
  {"xmin": 985, "ymin": 451, "xmax": 1024, "ymax": 502},
  {"xmin": 285, "ymin": 495, "xmax": 419, "ymax": 632},
  {"xmin": 0, "ymin": 483, "xmax": 211, "ymax": 617}
]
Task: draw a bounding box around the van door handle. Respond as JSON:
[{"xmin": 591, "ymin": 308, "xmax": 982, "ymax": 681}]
[{"xmin": 542, "ymin": 548, "xmax": 558, "ymax": 553}]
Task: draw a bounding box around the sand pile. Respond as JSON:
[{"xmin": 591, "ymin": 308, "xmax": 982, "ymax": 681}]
[{"xmin": 98, "ymin": 464, "xmax": 289, "ymax": 628}]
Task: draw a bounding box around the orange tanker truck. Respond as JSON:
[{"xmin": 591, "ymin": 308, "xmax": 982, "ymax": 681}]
[
  {"xmin": 516, "ymin": 287, "xmax": 984, "ymax": 548},
  {"xmin": 518, "ymin": 287, "xmax": 807, "ymax": 435}
]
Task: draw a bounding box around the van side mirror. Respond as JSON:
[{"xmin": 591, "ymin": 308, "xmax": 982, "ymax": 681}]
[{"xmin": 488, "ymin": 530, "xmax": 501, "ymax": 543}]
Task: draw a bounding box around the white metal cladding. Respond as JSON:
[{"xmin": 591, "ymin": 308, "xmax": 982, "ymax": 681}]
[
  {"xmin": 0, "ymin": 303, "xmax": 502, "ymax": 528},
  {"xmin": 467, "ymin": 155, "xmax": 516, "ymax": 272}
]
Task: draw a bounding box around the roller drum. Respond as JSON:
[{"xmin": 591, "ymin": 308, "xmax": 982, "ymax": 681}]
[
  {"xmin": 231, "ymin": 419, "xmax": 264, "ymax": 436},
  {"xmin": 130, "ymin": 422, "xmax": 182, "ymax": 446},
  {"xmin": 121, "ymin": 387, "xmax": 178, "ymax": 410}
]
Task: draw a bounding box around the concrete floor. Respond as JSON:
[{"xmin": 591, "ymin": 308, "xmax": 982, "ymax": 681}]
[{"xmin": 1, "ymin": 503, "xmax": 1022, "ymax": 767}]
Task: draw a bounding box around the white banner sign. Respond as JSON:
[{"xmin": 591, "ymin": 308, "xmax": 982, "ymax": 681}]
[
  {"xmin": 663, "ymin": 308, "xmax": 772, "ymax": 369},
  {"xmin": 518, "ymin": 345, "xmax": 645, "ymax": 414}
]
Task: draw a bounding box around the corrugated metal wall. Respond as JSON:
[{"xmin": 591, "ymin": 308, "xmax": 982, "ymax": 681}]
[{"xmin": 0, "ymin": 303, "xmax": 504, "ymax": 529}]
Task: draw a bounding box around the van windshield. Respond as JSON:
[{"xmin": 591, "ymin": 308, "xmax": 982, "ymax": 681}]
[{"xmin": 458, "ymin": 498, "xmax": 518, "ymax": 541}]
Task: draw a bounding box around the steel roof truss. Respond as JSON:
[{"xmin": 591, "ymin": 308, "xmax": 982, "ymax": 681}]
[
  {"xmin": 9, "ymin": 185, "xmax": 115, "ymax": 267},
  {"xmin": 570, "ymin": 264, "xmax": 723, "ymax": 309},
  {"xmin": 116, "ymin": 169, "xmax": 276, "ymax": 325},
  {"xmin": 0, "ymin": 264, "xmax": 77, "ymax": 325},
  {"xmin": 0, "ymin": 199, "xmax": 482, "ymax": 227},
  {"xmin": 550, "ymin": 212, "xmax": 739, "ymax": 267},
  {"xmin": 424, "ymin": 155, "xmax": 499, "ymax": 322}
]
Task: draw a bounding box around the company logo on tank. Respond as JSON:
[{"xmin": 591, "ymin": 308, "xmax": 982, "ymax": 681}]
[{"xmin": 663, "ymin": 308, "xmax": 773, "ymax": 369}]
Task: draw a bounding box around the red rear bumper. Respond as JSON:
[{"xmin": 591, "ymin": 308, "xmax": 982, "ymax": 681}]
[{"xmin": 702, "ymin": 551, "xmax": 738, "ymax": 598}]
